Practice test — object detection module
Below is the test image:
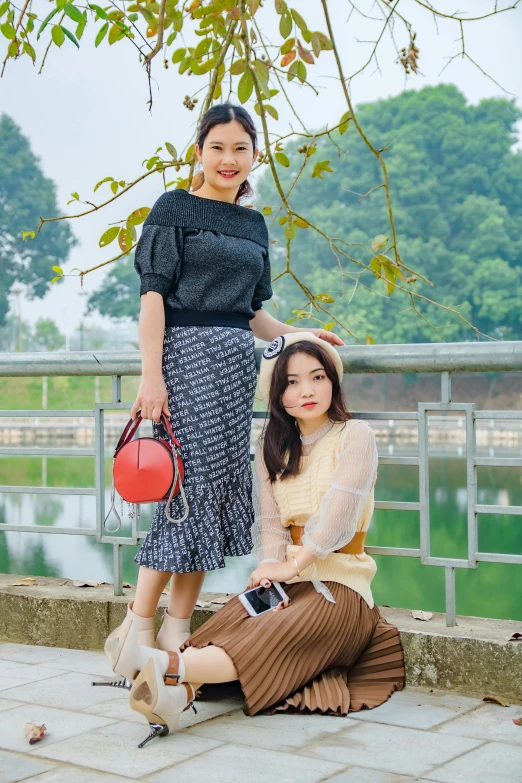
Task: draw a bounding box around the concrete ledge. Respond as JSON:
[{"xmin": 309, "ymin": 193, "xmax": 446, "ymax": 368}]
[{"xmin": 1, "ymin": 574, "xmax": 520, "ymax": 703}]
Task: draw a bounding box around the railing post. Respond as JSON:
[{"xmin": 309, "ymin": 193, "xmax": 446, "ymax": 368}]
[
  {"xmin": 113, "ymin": 543, "xmax": 123, "ymax": 596},
  {"xmin": 445, "ymin": 566, "xmax": 456, "ymax": 626}
]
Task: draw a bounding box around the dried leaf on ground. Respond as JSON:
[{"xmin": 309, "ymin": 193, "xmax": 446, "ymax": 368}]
[
  {"xmin": 72, "ymin": 580, "xmax": 108, "ymax": 588},
  {"xmin": 10, "ymin": 577, "xmax": 36, "ymax": 586},
  {"xmin": 483, "ymin": 695, "xmax": 510, "ymax": 707},
  {"xmin": 25, "ymin": 722, "xmax": 46, "ymax": 744},
  {"xmin": 210, "ymin": 594, "xmax": 234, "ymax": 605},
  {"xmin": 122, "ymin": 582, "xmax": 133, "ymax": 588},
  {"xmin": 411, "ymin": 610, "xmax": 433, "ymax": 622},
  {"xmin": 195, "ymin": 599, "xmax": 211, "ymax": 608},
  {"xmin": 506, "ymin": 632, "xmax": 522, "ymax": 642},
  {"xmin": 513, "ymin": 717, "xmax": 522, "ymax": 726}
]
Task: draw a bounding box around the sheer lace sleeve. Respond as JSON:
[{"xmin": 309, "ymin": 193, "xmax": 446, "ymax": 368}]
[
  {"xmin": 251, "ymin": 441, "xmax": 292, "ymax": 565},
  {"xmin": 302, "ymin": 420, "xmax": 378, "ymax": 559}
]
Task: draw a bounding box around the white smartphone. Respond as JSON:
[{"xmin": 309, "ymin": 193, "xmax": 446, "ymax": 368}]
[{"xmin": 238, "ymin": 582, "xmax": 290, "ymax": 617}]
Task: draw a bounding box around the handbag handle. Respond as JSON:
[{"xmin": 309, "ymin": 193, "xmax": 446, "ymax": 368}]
[{"xmin": 114, "ymin": 411, "xmax": 179, "ymax": 455}]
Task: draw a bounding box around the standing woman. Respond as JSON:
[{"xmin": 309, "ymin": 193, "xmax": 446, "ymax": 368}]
[{"xmin": 104, "ymin": 103, "xmax": 343, "ymax": 681}]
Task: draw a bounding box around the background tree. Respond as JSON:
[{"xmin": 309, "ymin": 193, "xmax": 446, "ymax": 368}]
[
  {"xmin": 257, "ymin": 85, "xmax": 522, "ymax": 342},
  {"xmin": 87, "ymin": 254, "xmax": 140, "ymax": 322},
  {"xmin": 0, "ymin": 115, "xmax": 75, "ymax": 327},
  {"xmin": 32, "ymin": 317, "xmax": 66, "ymax": 351},
  {"xmin": 1, "ymin": 0, "xmax": 519, "ymax": 342}
]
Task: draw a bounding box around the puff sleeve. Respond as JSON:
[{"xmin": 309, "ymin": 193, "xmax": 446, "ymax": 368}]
[
  {"xmin": 134, "ymin": 223, "xmax": 184, "ymax": 299},
  {"xmin": 251, "ymin": 441, "xmax": 292, "ymax": 564},
  {"xmin": 301, "ymin": 421, "xmax": 378, "ymax": 558},
  {"xmin": 251, "ymin": 248, "xmax": 273, "ymax": 312}
]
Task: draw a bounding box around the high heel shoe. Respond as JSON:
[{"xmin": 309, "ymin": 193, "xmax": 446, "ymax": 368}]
[
  {"xmin": 156, "ymin": 610, "xmax": 191, "ymax": 652},
  {"xmin": 92, "ymin": 601, "xmax": 155, "ymax": 688},
  {"xmin": 129, "ymin": 656, "xmax": 197, "ymax": 748}
]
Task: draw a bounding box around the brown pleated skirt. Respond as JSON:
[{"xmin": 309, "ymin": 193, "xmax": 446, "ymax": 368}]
[{"xmin": 185, "ymin": 581, "xmax": 405, "ymax": 717}]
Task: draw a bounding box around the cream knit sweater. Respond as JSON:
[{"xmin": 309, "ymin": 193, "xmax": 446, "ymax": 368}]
[{"xmin": 252, "ymin": 419, "xmax": 378, "ymax": 608}]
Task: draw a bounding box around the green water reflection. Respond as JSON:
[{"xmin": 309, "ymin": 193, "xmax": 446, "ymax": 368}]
[{"xmin": 1, "ymin": 455, "xmax": 521, "ymax": 621}]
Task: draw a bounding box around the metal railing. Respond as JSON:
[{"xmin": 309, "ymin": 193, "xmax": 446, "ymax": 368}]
[{"xmin": 1, "ymin": 341, "xmax": 522, "ymax": 626}]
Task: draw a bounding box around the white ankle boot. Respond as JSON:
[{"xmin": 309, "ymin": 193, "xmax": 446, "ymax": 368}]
[
  {"xmin": 103, "ymin": 601, "xmax": 156, "ymax": 683},
  {"xmin": 156, "ymin": 611, "xmax": 191, "ymax": 652}
]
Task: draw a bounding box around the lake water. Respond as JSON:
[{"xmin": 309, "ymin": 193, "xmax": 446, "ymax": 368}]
[{"xmin": 2, "ymin": 442, "xmax": 521, "ymax": 622}]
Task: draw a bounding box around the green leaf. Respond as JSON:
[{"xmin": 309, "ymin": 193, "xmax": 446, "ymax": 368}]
[
  {"xmin": 280, "ymin": 36, "xmax": 295, "ymax": 54},
  {"xmin": 51, "ymin": 265, "xmax": 64, "ymax": 274},
  {"xmin": 51, "ymin": 24, "xmax": 65, "ymax": 46},
  {"xmin": 339, "ymin": 110, "xmax": 351, "ymax": 135},
  {"xmin": 315, "ymin": 293, "xmax": 334, "ymax": 303},
  {"xmin": 23, "ymin": 40, "xmax": 36, "ymax": 60},
  {"xmin": 95, "ymin": 21, "xmax": 108, "ymax": 45},
  {"xmin": 108, "ymin": 22, "xmax": 123, "ymax": 44},
  {"xmin": 165, "ymin": 142, "xmax": 177, "ymax": 159},
  {"xmin": 366, "ymin": 334, "xmax": 375, "ymax": 345},
  {"xmin": 369, "ymin": 256, "xmax": 381, "ymax": 277},
  {"xmin": 238, "ymin": 69, "xmax": 253, "ymax": 103},
  {"xmin": 127, "ymin": 206, "xmax": 151, "ymax": 225},
  {"xmin": 118, "ymin": 226, "xmax": 133, "ymax": 253},
  {"xmin": 291, "ymin": 7, "xmax": 307, "ymax": 34},
  {"xmin": 323, "ymin": 322, "xmax": 334, "ymax": 331},
  {"xmin": 185, "ymin": 143, "xmax": 195, "ymax": 163},
  {"xmin": 126, "ymin": 221, "xmax": 137, "ymax": 242},
  {"xmin": 194, "ymin": 36, "xmax": 210, "ymax": 56},
  {"xmin": 284, "ymin": 220, "xmax": 296, "ymax": 241},
  {"xmin": 110, "ymin": 180, "xmax": 118, "ymax": 194},
  {"xmin": 275, "ymin": 151, "xmax": 289, "ymax": 167},
  {"xmin": 166, "ymin": 30, "xmax": 177, "ymax": 45},
  {"xmin": 88, "ymin": 4, "xmax": 110, "ymax": 19},
  {"xmin": 230, "ymin": 57, "xmax": 246, "ymax": 75},
  {"xmin": 0, "ymin": 3, "xmax": 10, "ymax": 18},
  {"xmin": 294, "ymin": 217, "xmax": 309, "ymax": 228},
  {"xmin": 312, "ymin": 160, "xmax": 333, "ymax": 179},
  {"xmin": 20, "ymin": 230, "xmax": 35, "ymax": 241},
  {"xmin": 7, "ymin": 38, "xmax": 18, "ymax": 56},
  {"xmin": 371, "ymin": 234, "xmax": 389, "ymax": 252},
  {"xmin": 50, "ymin": 276, "xmax": 62, "ymax": 284},
  {"xmin": 61, "ymin": 25, "xmax": 80, "ymax": 47},
  {"xmin": 382, "ymin": 263, "xmax": 396, "ymax": 295},
  {"xmin": 36, "ymin": 7, "xmax": 59, "ymax": 38},
  {"xmin": 99, "ymin": 226, "xmax": 119, "ymax": 247},
  {"xmin": 262, "ymin": 206, "xmax": 272, "ymax": 215},
  {"xmin": 1, "ymin": 21, "xmax": 15, "ymax": 38},
  {"xmin": 70, "ymin": 192, "xmax": 79, "ymax": 200},
  {"xmin": 274, "ymin": 0, "xmax": 287, "ymax": 13},
  {"xmin": 63, "ymin": 4, "xmax": 85, "ymax": 24},
  {"xmin": 94, "ymin": 176, "xmax": 114, "ymax": 192},
  {"xmin": 278, "ymin": 215, "xmax": 288, "ymax": 225},
  {"xmin": 264, "ymin": 104, "xmax": 278, "ymax": 120},
  {"xmin": 279, "ymin": 9, "xmax": 292, "ymax": 38},
  {"xmin": 171, "ymin": 46, "xmax": 185, "ymax": 63}
]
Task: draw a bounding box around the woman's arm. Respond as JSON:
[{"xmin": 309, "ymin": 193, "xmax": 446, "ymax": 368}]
[
  {"xmin": 251, "ymin": 443, "xmax": 292, "ymax": 565},
  {"xmin": 130, "ymin": 292, "xmax": 169, "ymax": 422},
  {"xmin": 250, "ymin": 308, "xmax": 344, "ymax": 347}
]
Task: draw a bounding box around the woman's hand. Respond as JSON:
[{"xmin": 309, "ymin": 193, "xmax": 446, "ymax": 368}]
[
  {"xmin": 131, "ymin": 376, "xmax": 170, "ymax": 422},
  {"xmin": 248, "ymin": 560, "xmax": 298, "ymax": 589},
  {"xmin": 303, "ymin": 328, "xmax": 345, "ymax": 347}
]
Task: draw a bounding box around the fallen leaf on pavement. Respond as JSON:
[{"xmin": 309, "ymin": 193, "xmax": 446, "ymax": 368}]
[
  {"xmin": 411, "ymin": 610, "xmax": 433, "ymax": 622},
  {"xmin": 506, "ymin": 632, "xmax": 522, "ymax": 642},
  {"xmin": 513, "ymin": 717, "xmax": 522, "ymax": 726},
  {"xmin": 72, "ymin": 580, "xmax": 108, "ymax": 588},
  {"xmin": 122, "ymin": 582, "xmax": 133, "ymax": 588},
  {"xmin": 10, "ymin": 577, "xmax": 36, "ymax": 586},
  {"xmin": 483, "ymin": 696, "xmax": 510, "ymax": 707},
  {"xmin": 196, "ymin": 599, "xmax": 211, "ymax": 608},
  {"xmin": 211, "ymin": 594, "xmax": 234, "ymax": 605},
  {"xmin": 25, "ymin": 722, "xmax": 46, "ymax": 744}
]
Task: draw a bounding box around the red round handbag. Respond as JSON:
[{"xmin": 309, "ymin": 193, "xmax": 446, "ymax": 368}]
[{"xmin": 104, "ymin": 412, "xmax": 189, "ymax": 530}]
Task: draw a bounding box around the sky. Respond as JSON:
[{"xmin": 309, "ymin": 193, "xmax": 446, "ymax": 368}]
[{"xmin": 1, "ymin": 0, "xmax": 521, "ymax": 340}]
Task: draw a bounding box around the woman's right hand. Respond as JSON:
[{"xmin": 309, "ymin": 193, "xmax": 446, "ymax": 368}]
[{"xmin": 131, "ymin": 376, "xmax": 170, "ymax": 422}]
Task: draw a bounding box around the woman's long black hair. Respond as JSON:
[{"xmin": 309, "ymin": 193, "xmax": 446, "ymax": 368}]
[
  {"xmin": 192, "ymin": 104, "xmax": 257, "ymax": 204},
  {"xmin": 263, "ymin": 341, "xmax": 351, "ymax": 482}
]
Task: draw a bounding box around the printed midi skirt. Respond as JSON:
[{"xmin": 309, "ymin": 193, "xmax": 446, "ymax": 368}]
[{"xmin": 134, "ymin": 325, "xmax": 257, "ymax": 573}]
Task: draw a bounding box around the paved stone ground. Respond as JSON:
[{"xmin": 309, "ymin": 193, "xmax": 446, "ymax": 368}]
[{"xmin": 0, "ymin": 642, "xmax": 521, "ymax": 783}]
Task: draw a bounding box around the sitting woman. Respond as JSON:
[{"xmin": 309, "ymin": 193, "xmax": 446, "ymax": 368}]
[{"xmin": 123, "ymin": 333, "xmax": 405, "ymax": 747}]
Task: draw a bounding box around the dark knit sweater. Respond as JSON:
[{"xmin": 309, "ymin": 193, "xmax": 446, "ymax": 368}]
[{"xmin": 134, "ymin": 189, "xmax": 272, "ymax": 328}]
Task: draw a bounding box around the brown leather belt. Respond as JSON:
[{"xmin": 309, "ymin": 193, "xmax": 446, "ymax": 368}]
[{"xmin": 289, "ymin": 525, "xmax": 366, "ymax": 555}]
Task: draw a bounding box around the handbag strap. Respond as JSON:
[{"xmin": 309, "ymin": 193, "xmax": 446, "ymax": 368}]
[{"xmin": 115, "ymin": 411, "xmax": 180, "ymax": 455}]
